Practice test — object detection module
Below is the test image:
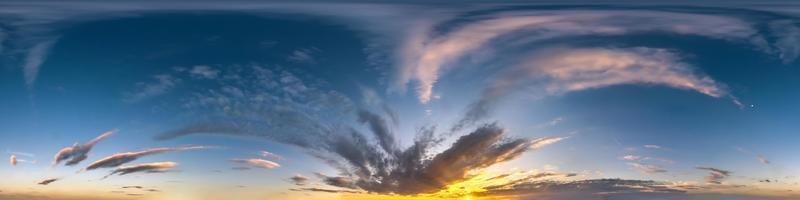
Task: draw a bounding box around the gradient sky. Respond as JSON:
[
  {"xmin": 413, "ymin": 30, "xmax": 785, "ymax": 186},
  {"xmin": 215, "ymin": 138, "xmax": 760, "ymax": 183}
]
[{"xmin": 1, "ymin": 1, "xmax": 800, "ymax": 200}]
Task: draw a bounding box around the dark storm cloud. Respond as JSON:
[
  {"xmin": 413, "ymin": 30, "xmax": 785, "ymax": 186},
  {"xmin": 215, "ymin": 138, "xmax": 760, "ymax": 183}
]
[
  {"xmin": 37, "ymin": 178, "xmax": 59, "ymax": 185},
  {"xmin": 84, "ymin": 146, "xmax": 209, "ymax": 171},
  {"xmin": 53, "ymin": 129, "xmax": 116, "ymax": 166},
  {"xmin": 105, "ymin": 162, "xmax": 177, "ymax": 178},
  {"xmin": 696, "ymin": 167, "xmax": 732, "ymax": 184}
]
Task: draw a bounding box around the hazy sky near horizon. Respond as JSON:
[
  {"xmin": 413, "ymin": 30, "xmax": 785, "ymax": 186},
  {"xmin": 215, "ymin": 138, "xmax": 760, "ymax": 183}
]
[{"xmin": 1, "ymin": 1, "xmax": 800, "ymax": 200}]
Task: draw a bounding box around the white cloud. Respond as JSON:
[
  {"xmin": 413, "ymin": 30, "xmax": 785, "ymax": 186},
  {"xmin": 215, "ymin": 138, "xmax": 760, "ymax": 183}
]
[
  {"xmin": 23, "ymin": 39, "xmax": 58, "ymax": 89},
  {"xmin": 516, "ymin": 47, "xmax": 726, "ymax": 99},
  {"xmin": 529, "ymin": 136, "xmax": 568, "ymax": 150},
  {"xmin": 259, "ymin": 151, "xmax": 283, "ymax": 160},
  {"xmin": 9, "ymin": 154, "xmax": 16, "ymax": 166},
  {"xmin": 189, "ymin": 65, "xmax": 220, "ymax": 79},
  {"xmin": 644, "ymin": 145, "xmax": 663, "ymax": 149},
  {"xmin": 287, "ymin": 47, "xmax": 320, "ymax": 64},
  {"xmin": 396, "ymin": 10, "xmax": 784, "ymax": 103},
  {"xmin": 627, "ymin": 162, "xmax": 667, "ymax": 174},
  {"xmin": 229, "ymin": 158, "xmax": 280, "ymax": 169},
  {"xmin": 125, "ymin": 74, "xmax": 180, "ymax": 102},
  {"xmin": 622, "ymin": 155, "xmax": 643, "ymax": 161}
]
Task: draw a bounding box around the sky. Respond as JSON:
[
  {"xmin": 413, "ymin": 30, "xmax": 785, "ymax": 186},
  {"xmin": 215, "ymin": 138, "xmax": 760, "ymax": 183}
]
[{"xmin": 1, "ymin": 1, "xmax": 800, "ymax": 200}]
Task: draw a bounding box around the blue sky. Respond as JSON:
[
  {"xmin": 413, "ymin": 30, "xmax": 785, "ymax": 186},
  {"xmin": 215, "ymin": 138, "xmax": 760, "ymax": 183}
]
[{"xmin": 1, "ymin": 1, "xmax": 800, "ymax": 200}]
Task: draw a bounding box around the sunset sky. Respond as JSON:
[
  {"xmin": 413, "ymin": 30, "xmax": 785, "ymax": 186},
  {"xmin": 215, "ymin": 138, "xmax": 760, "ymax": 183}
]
[{"xmin": 1, "ymin": 1, "xmax": 800, "ymax": 200}]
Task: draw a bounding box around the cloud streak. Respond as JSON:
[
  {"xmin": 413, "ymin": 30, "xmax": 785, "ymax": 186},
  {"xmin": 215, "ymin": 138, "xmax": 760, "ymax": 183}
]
[
  {"xmin": 124, "ymin": 74, "xmax": 180, "ymax": 103},
  {"xmin": 84, "ymin": 146, "xmax": 209, "ymax": 171},
  {"xmin": 627, "ymin": 162, "xmax": 667, "ymax": 174},
  {"xmin": 23, "ymin": 39, "xmax": 58, "ymax": 89},
  {"xmin": 289, "ymin": 174, "xmax": 309, "ymax": 186},
  {"xmin": 53, "ymin": 129, "xmax": 116, "ymax": 166},
  {"xmin": 105, "ymin": 162, "xmax": 177, "ymax": 178},
  {"xmin": 38, "ymin": 178, "xmax": 59, "ymax": 185},
  {"xmin": 457, "ymin": 47, "xmax": 734, "ymax": 130},
  {"xmin": 395, "ymin": 9, "xmax": 797, "ymax": 104},
  {"xmin": 229, "ymin": 159, "xmax": 280, "ymax": 169}
]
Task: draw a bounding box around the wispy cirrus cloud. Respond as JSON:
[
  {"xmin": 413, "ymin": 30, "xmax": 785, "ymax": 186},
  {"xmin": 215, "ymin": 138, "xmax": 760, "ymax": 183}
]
[
  {"xmin": 644, "ymin": 144, "xmax": 663, "ymax": 149},
  {"xmin": 529, "ymin": 136, "xmax": 568, "ymax": 150},
  {"xmin": 627, "ymin": 162, "xmax": 667, "ymax": 174},
  {"xmin": 456, "ymin": 46, "xmax": 735, "ymax": 130},
  {"xmin": 259, "ymin": 151, "xmax": 283, "ymax": 160},
  {"xmin": 229, "ymin": 159, "xmax": 280, "ymax": 169},
  {"xmin": 395, "ymin": 10, "xmax": 796, "ymax": 104},
  {"xmin": 105, "ymin": 162, "xmax": 177, "ymax": 178},
  {"xmin": 22, "ymin": 39, "xmax": 58, "ymax": 89},
  {"xmin": 84, "ymin": 146, "xmax": 209, "ymax": 171},
  {"xmin": 53, "ymin": 129, "xmax": 116, "ymax": 166},
  {"xmin": 287, "ymin": 47, "xmax": 321, "ymax": 64},
  {"xmin": 124, "ymin": 74, "xmax": 180, "ymax": 103}
]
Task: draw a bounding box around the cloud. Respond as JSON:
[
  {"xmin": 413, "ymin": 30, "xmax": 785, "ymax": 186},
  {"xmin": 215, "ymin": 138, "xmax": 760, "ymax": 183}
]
[
  {"xmin": 644, "ymin": 145, "xmax": 663, "ymax": 149},
  {"xmin": 230, "ymin": 167, "xmax": 251, "ymax": 171},
  {"xmin": 769, "ymin": 20, "xmax": 800, "ymax": 63},
  {"xmin": 736, "ymin": 147, "xmax": 770, "ymax": 165},
  {"xmin": 627, "ymin": 162, "xmax": 667, "ymax": 174},
  {"xmin": 757, "ymin": 155, "xmax": 770, "ymax": 165},
  {"xmin": 23, "ymin": 39, "xmax": 58, "ymax": 89},
  {"xmin": 9, "ymin": 155, "xmax": 16, "ymax": 166},
  {"xmin": 124, "ymin": 74, "xmax": 180, "ymax": 103},
  {"xmin": 37, "ymin": 178, "xmax": 59, "ymax": 185},
  {"xmin": 84, "ymin": 145, "xmax": 209, "ymax": 171},
  {"xmin": 287, "ymin": 47, "xmax": 320, "ymax": 64},
  {"xmin": 395, "ymin": 9, "xmax": 799, "ymax": 104},
  {"xmin": 456, "ymin": 47, "xmax": 733, "ymax": 130},
  {"xmin": 620, "ymin": 155, "xmax": 675, "ymax": 164},
  {"xmin": 188, "ymin": 65, "xmax": 220, "ymax": 79},
  {"xmin": 315, "ymin": 173, "xmax": 358, "ymax": 189},
  {"xmin": 357, "ymin": 109, "xmax": 397, "ymax": 155},
  {"xmin": 290, "ymin": 188, "xmax": 361, "ymax": 194},
  {"xmin": 53, "ymin": 129, "xmax": 116, "ymax": 166},
  {"xmin": 229, "ymin": 159, "xmax": 280, "ymax": 169},
  {"xmin": 696, "ymin": 167, "xmax": 732, "ymax": 184},
  {"xmin": 474, "ymin": 178, "xmax": 687, "ymax": 199},
  {"xmin": 529, "ymin": 136, "xmax": 568, "ymax": 150},
  {"xmin": 621, "ymin": 155, "xmax": 643, "ymax": 161},
  {"xmin": 259, "ymin": 151, "xmax": 283, "ymax": 160},
  {"xmin": 105, "ymin": 162, "xmax": 178, "ymax": 178},
  {"xmin": 290, "ymin": 174, "xmax": 309, "ymax": 186},
  {"xmin": 161, "ymin": 106, "xmax": 557, "ymax": 195},
  {"xmin": 534, "ymin": 117, "xmax": 563, "ymax": 128}
]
